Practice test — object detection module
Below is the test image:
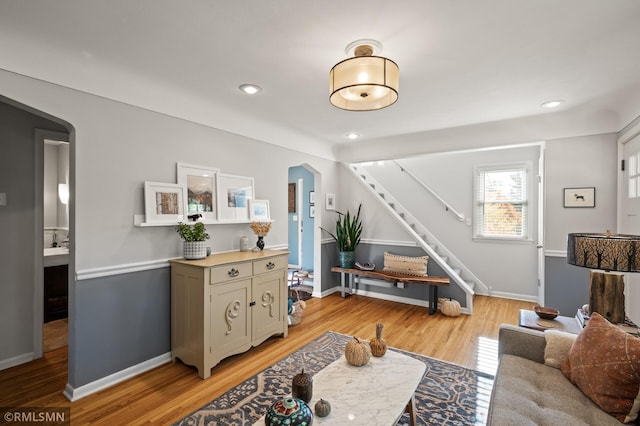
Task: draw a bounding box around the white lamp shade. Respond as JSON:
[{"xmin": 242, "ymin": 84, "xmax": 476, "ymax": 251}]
[{"xmin": 330, "ymin": 56, "xmax": 399, "ymax": 111}]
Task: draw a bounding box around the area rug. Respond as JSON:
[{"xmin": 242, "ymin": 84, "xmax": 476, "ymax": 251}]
[{"xmin": 174, "ymin": 331, "xmax": 494, "ymax": 426}]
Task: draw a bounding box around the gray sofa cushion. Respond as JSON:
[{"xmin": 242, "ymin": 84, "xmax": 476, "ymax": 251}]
[{"xmin": 488, "ymin": 354, "xmax": 621, "ymax": 426}]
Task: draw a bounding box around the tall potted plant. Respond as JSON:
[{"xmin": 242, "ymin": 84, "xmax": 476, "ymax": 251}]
[
  {"xmin": 176, "ymin": 222, "xmax": 210, "ymax": 260},
  {"xmin": 321, "ymin": 203, "xmax": 362, "ymax": 268}
]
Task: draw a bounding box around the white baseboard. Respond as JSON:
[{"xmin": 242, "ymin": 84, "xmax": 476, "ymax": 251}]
[
  {"xmin": 490, "ymin": 291, "xmax": 538, "ymax": 303},
  {"xmin": 316, "ymin": 285, "xmax": 470, "ymax": 315},
  {"xmin": 0, "ymin": 352, "xmax": 34, "ymax": 371},
  {"xmin": 315, "ymin": 285, "xmax": 549, "ymax": 315},
  {"xmin": 63, "ymin": 352, "xmax": 171, "ymax": 401}
]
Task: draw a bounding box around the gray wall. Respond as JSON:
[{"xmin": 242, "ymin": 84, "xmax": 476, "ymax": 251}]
[
  {"xmin": 543, "ymin": 133, "xmax": 618, "ymax": 312},
  {"xmin": 544, "ymin": 133, "xmax": 618, "ymax": 251},
  {"xmin": 0, "ymin": 100, "xmax": 68, "ymax": 363},
  {"xmin": 74, "ymin": 268, "xmax": 170, "ymax": 385},
  {"xmin": 545, "ymin": 256, "xmax": 590, "ymax": 317}
]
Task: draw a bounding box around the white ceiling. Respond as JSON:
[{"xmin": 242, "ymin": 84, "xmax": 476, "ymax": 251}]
[{"xmin": 2, "ymin": 0, "xmax": 640, "ymax": 161}]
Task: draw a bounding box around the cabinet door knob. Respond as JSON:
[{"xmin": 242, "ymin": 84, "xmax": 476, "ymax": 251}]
[
  {"xmin": 266, "ymin": 261, "xmax": 275, "ymax": 270},
  {"xmin": 228, "ymin": 268, "xmax": 239, "ymax": 277}
]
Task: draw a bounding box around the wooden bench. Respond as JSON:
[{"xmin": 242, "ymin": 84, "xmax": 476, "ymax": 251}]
[{"xmin": 330, "ymin": 266, "xmax": 450, "ymax": 315}]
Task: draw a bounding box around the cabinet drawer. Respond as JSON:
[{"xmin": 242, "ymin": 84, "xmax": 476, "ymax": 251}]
[
  {"xmin": 211, "ymin": 262, "xmax": 252, "ymax": 284},
  {"xmin": 253, "ymin": 256, "xmax": 286, "ymax": 275}
]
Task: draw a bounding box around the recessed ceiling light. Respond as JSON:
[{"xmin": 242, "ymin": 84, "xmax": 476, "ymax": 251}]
[
  {"xmin": 541, "ymin": 100, "xmax": 563, "ymax": 108},
  {"xmin": 346, "ymin": 132, "xmax": 360, "ymax": 140},
  {"xmin": 239, "ymin": 84, "xmax": 262, "ymax": 95}
]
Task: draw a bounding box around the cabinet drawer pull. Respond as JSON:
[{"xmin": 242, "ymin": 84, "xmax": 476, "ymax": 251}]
[
  {"xmin": 266, "ymin": 261, "xmax": 276, "ymax": 270},
  {"xmin": 228, "ymin": 268, "xmax": 239, "ymax": 277}
]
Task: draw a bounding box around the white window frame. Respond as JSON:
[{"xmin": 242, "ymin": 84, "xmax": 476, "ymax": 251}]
[
  {"xmin": 628, "ymin": 153, "xmax": 640, "ymax": 199},
  {"xmin": 473, "ymin": 162, "xmax": 532, "ymax": 242}
]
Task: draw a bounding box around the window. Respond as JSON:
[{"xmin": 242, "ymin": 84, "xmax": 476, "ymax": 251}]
[{"xmin": 474, "ymin": 164, "xmax": 529, "ymax": 240}]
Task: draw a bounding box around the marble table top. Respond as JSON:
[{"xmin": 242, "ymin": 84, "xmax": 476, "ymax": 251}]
[{"xmin": 254, "ymin": 349, "xmax": 426, "ymax": 425}]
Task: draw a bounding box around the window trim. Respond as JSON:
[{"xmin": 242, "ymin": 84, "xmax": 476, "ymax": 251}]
[{"xmin": 473, "ymin": 162, "xmax": 533, "ymax": 243}]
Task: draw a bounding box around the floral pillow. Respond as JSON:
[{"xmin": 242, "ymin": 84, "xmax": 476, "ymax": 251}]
[{"xmin": 561, "ymin": 312, "xmax": 640, "ymax": 423}]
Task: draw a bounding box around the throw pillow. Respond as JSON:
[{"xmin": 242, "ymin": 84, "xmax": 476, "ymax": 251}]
[
  {"xmin": 383, "ymin": 252, "xmax": 428, "ymax": 276},
  {"xmin": 544, "ymin": 330, "xmax": 577, "ymax": 369},
  {"xmin": 560, "ymin": 312, "xmax": 640, "ymax": 423}
]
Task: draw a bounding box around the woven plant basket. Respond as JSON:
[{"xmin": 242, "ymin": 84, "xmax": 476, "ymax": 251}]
[
  {"xmin": 289, "ymin": 288, "xmax": 304, "ymax": 326},
  {"xmin": 183, "ymin": 241, "xmax": 207, "ymax": 260}
]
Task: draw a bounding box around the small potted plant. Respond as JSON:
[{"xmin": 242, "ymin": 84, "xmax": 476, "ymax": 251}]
[
  {"xmin": 321, "ymin": 203, "xmax": 362, "ymax": 268},
  {"xmin": 176, "ymin": 222, "xmax": 210, "ymax": 259}
]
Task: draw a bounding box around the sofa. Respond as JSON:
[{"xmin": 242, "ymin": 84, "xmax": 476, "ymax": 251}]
[{"xmin": 487, "ymin": 324, "xmax": 624, "ymax": 425}]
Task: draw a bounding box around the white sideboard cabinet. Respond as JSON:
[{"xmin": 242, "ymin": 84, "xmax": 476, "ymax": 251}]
[{"xmin": 170, "ymin": 249, "xmax": 289, "ymax": 379}]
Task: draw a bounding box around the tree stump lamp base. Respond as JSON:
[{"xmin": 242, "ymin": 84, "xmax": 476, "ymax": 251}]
[{"xmin": 589, "ymin": 270, "xmax": 625, "ymax": 324}]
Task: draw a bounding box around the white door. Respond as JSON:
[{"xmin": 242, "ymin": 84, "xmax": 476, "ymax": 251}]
[
  {"xmin": 537, "ymin": 144, "xmax": 545, "ymax": 306},
  {"xmin": 620, "ymin": 133, "xmax": 640, "ymax": 324}
]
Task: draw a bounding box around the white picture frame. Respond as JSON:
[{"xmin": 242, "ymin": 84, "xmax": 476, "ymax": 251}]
[
  {"xmin": 144, "ymin": 181, "xmax": 186, "ymax": 224},
  {"xmin": 563, "ymin": 187, "xmax": 596, "ymax": 208},
  {"xmin": 326, "ymin": 193, "xmax": 336, "ymax": 210},
  {"xmin": 249, "ymin": 199, "xmax": 271, "ymax": 221},
  {"xmin": 217, "ymin": 173, "xmax": 255, "ymax": 221},
  {"xmin": 177, "ymin": 163, "xmax": 219, "ymax": 222}
]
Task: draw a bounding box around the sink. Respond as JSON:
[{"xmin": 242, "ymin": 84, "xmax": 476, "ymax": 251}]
[
  {"xmin": 44, "ymin": 247, "xmax": 69, "ymax": 267},
  {"xmin": 44, "ymin": 247, "xmax": 69, "ymax": 256}
]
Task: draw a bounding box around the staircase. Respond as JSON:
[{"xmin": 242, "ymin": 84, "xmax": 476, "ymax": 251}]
[{"xmin": 346, "ymin": 163, "xmax": 489, "ymax": 315}]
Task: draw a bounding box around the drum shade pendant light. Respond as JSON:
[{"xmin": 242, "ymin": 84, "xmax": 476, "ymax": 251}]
[{"xmin": 330, "ymin": 39, "xmax": 399, "ymax": 111}]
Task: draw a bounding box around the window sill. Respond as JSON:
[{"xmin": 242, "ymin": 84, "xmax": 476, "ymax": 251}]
[{"xmin": 472, "ymin": 236, "xmax": 534, "ymax": 244}]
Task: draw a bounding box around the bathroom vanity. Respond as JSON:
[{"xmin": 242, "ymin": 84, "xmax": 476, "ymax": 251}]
[{"xmin": 44, "ymin": 247, "xmax": 69, "ymax": 322}]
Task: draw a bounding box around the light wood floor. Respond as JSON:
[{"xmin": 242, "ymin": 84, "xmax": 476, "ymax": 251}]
[
  {"xmin": 0, "ymin": 293, "xmax": 532, "ymax": 425},
  {"xmin": 43, "ymin": 318, "xmax": 68, "ymax": 352}
]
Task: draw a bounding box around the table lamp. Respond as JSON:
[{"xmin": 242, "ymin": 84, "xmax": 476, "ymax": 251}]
[{"xmin": 567, "ymin": 231, "xmax": 640, "ymax": 323}]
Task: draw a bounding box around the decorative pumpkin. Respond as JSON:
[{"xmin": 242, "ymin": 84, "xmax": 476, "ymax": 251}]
[
  {"xmin": 314, "ymin": 398, "xmax": 331, "ymax": 417},
  {"xmin": 369, "ymin": 322, "xmax": 387, "ymax": 357},
  {"xmin": 345, "ymin": 336, "xmax": 371, "ymax": 366},
  {"xmin": 440, "ymin": 298, "xmax": 461, "ymax": 317}
]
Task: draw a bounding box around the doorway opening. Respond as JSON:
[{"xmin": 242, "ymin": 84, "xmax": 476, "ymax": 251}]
[{"xmin": 287, "ymin": 164, "xmax": 322, "ymax": 297}]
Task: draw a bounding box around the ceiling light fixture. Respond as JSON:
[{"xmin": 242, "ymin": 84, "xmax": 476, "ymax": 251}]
[
  {"xmin": 346, "ymin": 132, "xmax": 360, "ymax": 140},
  {"xmin": 541, "ymin": 100, "xmax": 563, "ymax": 108},
  {"xmin": 239, "ymin": 84, "xmax": 262, "ymax": 95},
  {"xmin": 330, "ymin": 39, "xmax": 399, "ymax": 111}
]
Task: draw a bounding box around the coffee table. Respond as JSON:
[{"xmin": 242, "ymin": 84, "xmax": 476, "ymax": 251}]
[{"xmin": 253, "ymin": 349, "xmax": 426, "ymax": 425}]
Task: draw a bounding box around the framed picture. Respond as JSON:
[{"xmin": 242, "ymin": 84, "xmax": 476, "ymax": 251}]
[
  {"xmin": 309, "ymin": 205, "xmax": 315, "ymax": 218},
  {"xmin": 144, "ymin": 181, "xmax": 186, "ymax": 224},
  {"xmin": 326, "ymin": 193, "xmax": 336, "ymax": 210},
  {"xmin": 217, "ymin": 173, "xmax": 255, "ymax": 221},
  {"xmin": 177, "ymin": 163, "xmax": 219, "ymax": 221},
  {"xmin": 564, "ymin": 187, "xmax": 595, "ymax": 208},
  {"xmin": 288, "ymin": 183, "xmax": 296, "ymax": 213},
  {"xmin": 249, "ymin": 199, "xmax": 271, "ymax": 221},
  {"xmin": 309, "ymin": 191, "xmax": 315, "ymax": 204}
]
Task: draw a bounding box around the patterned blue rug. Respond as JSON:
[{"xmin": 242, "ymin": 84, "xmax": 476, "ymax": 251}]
[{"xmin": 174, "ymin": 331, "xmax": 493, "ymax": 425}]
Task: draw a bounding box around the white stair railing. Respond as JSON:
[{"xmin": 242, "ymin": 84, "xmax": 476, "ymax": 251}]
[
  {"xmin": 394, "ymin": 160, "xmax": 465, "ymax": 222},
  {"xmin": 347, "ymin": 163, "xmax": 490, "ymax": 315}
]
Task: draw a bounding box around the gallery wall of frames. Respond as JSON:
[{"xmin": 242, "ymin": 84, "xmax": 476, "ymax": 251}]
[{"xmin": 137, "ymin": 162, "xmax": 271, "ymax": 227}]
